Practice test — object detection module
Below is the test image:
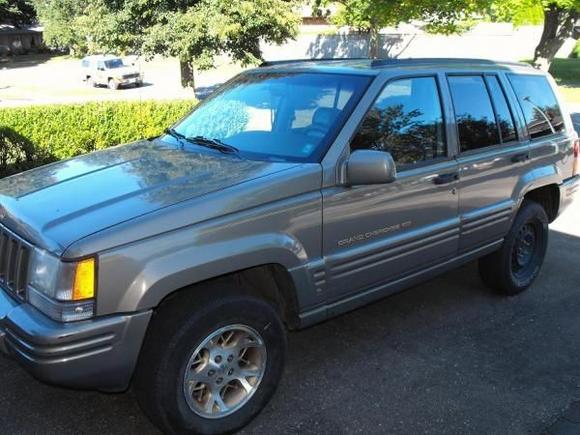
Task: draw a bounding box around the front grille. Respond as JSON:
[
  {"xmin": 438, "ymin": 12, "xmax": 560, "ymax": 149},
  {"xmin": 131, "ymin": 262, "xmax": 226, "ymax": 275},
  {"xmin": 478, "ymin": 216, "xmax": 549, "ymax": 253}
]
[
  {"xmin": 0, "ymin": 226, "xmax": 31, "ymax": 300},
  {"xmin": 122, "ymin": 73, "xmax": 139, "ymax": 79}
]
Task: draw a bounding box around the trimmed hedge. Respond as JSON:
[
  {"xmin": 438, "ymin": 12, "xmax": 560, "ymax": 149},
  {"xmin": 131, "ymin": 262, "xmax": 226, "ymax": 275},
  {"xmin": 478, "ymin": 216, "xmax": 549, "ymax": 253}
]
[{"xmin": 0, "ymin": 100, "xmax": 196, "ymax": 161}]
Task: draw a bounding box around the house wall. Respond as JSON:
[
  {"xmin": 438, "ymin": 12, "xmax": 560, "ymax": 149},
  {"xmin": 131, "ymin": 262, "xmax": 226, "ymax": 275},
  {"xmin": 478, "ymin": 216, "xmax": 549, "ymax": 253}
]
[
  {"xmin": 261, "ymin": 23, "xmax": 577, "ymax": 61},
  {"xmin": 0, "ymin": 31, "xmax": 43, "ymax": 54}
]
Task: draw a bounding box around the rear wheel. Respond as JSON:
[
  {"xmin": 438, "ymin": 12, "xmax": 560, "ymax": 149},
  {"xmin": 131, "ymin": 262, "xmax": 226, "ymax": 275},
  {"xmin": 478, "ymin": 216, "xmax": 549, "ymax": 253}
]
[
  {"xmin": 134, "ymin": 291, "xmax": 286, "ymax": 435},
  {"xmin": 108, "ymin": 79, "xmax": 118, "ymax": 90},
  {"xmin": 479, "ymin": 200, "xmax": 549, "ymax": 295}
]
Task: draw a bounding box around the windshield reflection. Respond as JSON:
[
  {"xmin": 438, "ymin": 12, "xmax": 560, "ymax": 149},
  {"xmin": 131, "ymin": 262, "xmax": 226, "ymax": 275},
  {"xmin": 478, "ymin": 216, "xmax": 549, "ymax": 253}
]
[{"xmin": 173, "ymin": 72, "xmax": 371, "ymax": 162}]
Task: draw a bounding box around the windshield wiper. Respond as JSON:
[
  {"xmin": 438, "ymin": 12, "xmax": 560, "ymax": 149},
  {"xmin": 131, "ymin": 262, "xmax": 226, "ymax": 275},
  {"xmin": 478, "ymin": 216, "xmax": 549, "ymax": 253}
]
[
  {"xmin": 187, "ymin": 136, "xmax": 240, "ymax": 155},
  {"xmin": 164, "ymin": 128, "xmax": 188, "ymax": 142},
  {"xmin": 164, "ymin": 129, "xmax": 239, "ymax": 155}
]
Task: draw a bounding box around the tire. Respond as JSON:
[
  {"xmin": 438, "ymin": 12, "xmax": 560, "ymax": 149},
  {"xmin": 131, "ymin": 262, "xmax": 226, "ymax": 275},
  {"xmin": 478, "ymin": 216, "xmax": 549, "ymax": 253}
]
[
  {"xmin": 86, "ymin": 76, "xmax": 95, "ymax": 87},
  {"xmin": 478, "ymin": 200, "xmax": 549, "ymax": 295},
  {"xmin": 108, "ymin": 79, "xmax": 119, "ymax": 90},
  {"xmin": 134, "ymin": 289, "xmax": 287, "ymax": 435}
]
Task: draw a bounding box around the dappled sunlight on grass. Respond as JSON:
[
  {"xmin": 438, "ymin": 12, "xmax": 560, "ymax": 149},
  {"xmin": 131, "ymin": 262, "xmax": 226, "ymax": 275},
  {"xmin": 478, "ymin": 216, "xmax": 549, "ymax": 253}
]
[{"xmin": 550, "ymin": 58, "xmax": 580, "ymax": 104}]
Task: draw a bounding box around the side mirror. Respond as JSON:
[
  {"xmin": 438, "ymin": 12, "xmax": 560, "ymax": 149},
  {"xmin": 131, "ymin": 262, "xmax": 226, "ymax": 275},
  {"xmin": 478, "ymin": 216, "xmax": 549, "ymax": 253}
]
[{"xmin": 346, "ymin": 149, "xmax": 397, "ymax": 186}]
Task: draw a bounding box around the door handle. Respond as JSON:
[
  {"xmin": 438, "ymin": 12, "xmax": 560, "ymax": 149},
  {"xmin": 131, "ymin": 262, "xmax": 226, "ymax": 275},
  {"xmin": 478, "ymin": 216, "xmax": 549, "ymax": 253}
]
[
  {"xmin": 511, "ymin": 153, "xmax": 529, "ymax": 163},
  {"xmin": 433, "ymin": 172, "xmax": 459, "ymax": 185}
]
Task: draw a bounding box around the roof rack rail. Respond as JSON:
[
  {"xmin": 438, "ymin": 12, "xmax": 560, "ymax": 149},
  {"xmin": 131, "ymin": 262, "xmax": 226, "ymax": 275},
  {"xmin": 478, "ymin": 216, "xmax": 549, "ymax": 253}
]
[
  {"xmin": 369, "ymin": 58, "xmax": 531, "ymax": 68},
  {"xmin": 260, "ymin": 57, "xmax": 369, "ymax": 67}
]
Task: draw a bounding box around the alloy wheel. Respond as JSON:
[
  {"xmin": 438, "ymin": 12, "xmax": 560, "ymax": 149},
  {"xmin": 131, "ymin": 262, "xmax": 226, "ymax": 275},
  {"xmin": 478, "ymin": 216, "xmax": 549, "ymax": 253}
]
[{"xmin": 182, "ymin": 324, "xmax": 267, "ymax": 419}]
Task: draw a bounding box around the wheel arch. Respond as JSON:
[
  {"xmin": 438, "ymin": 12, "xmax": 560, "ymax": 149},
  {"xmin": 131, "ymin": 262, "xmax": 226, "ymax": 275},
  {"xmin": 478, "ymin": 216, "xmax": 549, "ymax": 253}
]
[
  {"xmin": 523, "ymin": 184, "xmax": 560, "ymax": 223},
  {"xmin": 150, "ymin": 263, "xmax": 302, "ymax": 329},
  {"xmin": 515, "ymin": 164, "xmax": 562, "ymax": 222}
]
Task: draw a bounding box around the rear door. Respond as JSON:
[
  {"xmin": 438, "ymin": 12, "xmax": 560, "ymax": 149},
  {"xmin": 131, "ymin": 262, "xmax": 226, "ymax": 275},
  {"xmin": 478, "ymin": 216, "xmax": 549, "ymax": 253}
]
[
  {"xmin": 448, "ymin": 73, "xmax": 529, "ymax": 252},
  {"xmin": 322, "ymin": 74, "xmax": 460, "ymax": 302}
]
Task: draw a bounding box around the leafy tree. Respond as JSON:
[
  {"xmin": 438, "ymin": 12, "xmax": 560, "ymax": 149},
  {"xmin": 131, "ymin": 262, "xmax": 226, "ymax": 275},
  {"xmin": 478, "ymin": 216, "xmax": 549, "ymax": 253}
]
[
  {"xmin": 491, "ymin": 0, "xmax": 579, "ymax": 70},
  {"xmin": 314, "ymin": 0, "xmax": 488, "ymax": 58},
  {"xmin": 34, "ymin": 0, "xmax": 89, "ymax": 54},
  {"xmin": 34, "ymin": 0, "xmax": 300, "ymax": 88},
  {"xmin": 314, "ymin": 0, "xmax": 578, "ymax": 70},
  {"xmin": 0, "ymin": 0, "xmax": 36, "ymax": 25}
]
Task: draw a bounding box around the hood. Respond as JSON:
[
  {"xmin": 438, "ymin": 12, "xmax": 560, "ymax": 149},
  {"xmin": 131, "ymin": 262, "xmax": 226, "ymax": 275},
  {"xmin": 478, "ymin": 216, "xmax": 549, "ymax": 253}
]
[
  {"xmin": 111, "ymin": 65, "xmax": 139, "ymax": 76},
  {"xmin": 0, "ymin": 140, "xmax": 298, "ymax": 255}
]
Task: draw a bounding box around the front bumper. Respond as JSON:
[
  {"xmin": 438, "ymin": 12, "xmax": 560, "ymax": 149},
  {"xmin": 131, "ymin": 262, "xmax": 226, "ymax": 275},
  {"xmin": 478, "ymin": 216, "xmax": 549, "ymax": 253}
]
[
  {"xmin": 559, "ymin": 175, "xmax": 580, "ymax": 216},
  {"xmin": 0, "ymin": 288, "xmax": 151, "ymax": 392},
  {"xmin": 117, "ymin": 76, "xmax": 142, "ymax": 86}
]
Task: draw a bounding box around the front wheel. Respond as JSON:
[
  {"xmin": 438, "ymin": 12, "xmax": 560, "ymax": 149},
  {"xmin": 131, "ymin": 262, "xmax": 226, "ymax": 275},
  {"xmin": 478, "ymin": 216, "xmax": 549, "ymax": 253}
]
[
  {"xmin": 479, "ymin": 200, "xmax": 549, "ymax": 295},
  {"xmin": 108, "ymin": 79, "xmax": 119, "ymax": 90},
  {"xmin": 134, "ymin": 292, "xmax": 287, "ymax": 435}
]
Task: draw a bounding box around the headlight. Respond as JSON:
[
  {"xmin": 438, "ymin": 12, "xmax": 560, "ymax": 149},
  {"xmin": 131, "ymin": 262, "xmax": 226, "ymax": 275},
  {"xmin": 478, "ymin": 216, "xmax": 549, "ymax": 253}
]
[{"xmin": 27, "ymin": 249, "xmax": 96, "ymax": 322}]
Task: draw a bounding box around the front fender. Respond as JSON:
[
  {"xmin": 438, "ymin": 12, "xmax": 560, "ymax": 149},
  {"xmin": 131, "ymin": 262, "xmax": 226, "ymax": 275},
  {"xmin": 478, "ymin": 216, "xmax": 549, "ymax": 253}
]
[
  {"xmin": 95, "ymin": 227, "xmax": 319, "ymax": 315},
  {"xmin": 131, "ymin": 233, "xmax": 308, "ymax": 311}
]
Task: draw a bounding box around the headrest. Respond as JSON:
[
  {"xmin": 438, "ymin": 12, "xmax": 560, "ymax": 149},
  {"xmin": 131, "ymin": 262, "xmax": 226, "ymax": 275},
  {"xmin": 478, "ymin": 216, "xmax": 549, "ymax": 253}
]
[{"xmin": 312, "ymin": 108, "xmax": 340, "ymax": 128}]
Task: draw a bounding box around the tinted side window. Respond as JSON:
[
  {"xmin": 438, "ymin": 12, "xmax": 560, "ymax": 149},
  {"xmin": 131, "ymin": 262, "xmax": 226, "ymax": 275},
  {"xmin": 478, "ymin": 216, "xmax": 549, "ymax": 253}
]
[
  {"xmin": 448, "ymin": 75, "xmax": 500, "ymax": 152},
  {"xmin": 508, "ymin": 74, "xmax": 564, "ymax": 139},
  {"xmin": 351, "ymin": 77, "xmax": 446, "ymax": 166},
  {"xmin": 486, "ymin": 76, "xmax": 517, "ymax": 143}
]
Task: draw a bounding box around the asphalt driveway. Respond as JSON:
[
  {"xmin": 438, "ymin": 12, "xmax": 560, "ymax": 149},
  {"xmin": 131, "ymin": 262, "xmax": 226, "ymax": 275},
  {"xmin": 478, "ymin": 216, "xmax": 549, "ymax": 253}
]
[{"xmin": 0, "ymin": 112, "xmax": 579, "ymax": 435}]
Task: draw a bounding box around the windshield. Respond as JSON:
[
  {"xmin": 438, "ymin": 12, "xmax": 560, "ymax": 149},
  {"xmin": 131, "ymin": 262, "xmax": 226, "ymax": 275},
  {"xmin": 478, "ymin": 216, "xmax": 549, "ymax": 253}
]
[
  {"xmin": 172, "ymin": 72, "xmax": 372, "ymax": 162},
  {"xmin": 104, "ymin": 58, "xmax": 125, "ymax": 69}
]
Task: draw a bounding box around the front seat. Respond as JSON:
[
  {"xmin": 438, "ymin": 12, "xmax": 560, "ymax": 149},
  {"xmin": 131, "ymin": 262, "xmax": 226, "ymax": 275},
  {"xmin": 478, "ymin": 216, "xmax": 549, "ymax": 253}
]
[{"xmin": 307, "ymin": 107, "xmax": 340, "ymax": 141}]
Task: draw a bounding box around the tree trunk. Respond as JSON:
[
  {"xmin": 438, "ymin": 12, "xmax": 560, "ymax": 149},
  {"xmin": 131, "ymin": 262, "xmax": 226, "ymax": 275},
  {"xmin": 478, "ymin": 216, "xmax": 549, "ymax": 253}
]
[
  {"xmin": 180, "ymin": 59, "xmax": 195, "ymax": 90},
  {"xmin": 367, "ymin": 25, "xmax": 380, "ymax": 59},
  {"xmin": 532, "ymin": 5, "xmax": 578, "ymax": 71}
]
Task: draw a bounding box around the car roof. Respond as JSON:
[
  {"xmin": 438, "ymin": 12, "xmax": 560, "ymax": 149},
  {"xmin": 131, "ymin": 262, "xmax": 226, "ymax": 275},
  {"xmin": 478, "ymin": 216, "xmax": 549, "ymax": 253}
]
[
  {"xmin": 254, "ymin": 58, "xmax": 536, "ymax": 76},
  {"xmin": 82, "ymin": 55, "xmax": 122, "ymax": 61}
]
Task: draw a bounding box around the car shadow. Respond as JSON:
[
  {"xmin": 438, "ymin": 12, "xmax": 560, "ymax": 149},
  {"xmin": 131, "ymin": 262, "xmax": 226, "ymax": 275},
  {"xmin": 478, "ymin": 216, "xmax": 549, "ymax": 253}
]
[
  {"xmin": 2, "ymin": 229, "xmax": 580, "ymax": 434},
  {"xmin": 90, "ymin": 82, "xmax": 154, "ymax": 91}
]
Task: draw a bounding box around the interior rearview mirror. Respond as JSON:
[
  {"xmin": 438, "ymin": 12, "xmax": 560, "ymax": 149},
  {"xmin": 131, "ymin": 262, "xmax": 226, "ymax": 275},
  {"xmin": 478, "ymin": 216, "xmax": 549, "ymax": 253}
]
[{"xmin": 346, "ymin": 149, "xmax": 397, "ymax": 186}]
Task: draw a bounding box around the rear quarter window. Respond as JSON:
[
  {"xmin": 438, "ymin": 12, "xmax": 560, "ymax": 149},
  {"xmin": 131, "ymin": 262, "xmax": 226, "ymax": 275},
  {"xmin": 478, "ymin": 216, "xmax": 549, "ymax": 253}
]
[{"xmin": 508, "ymin": 74, "xmax": 564, "ymax": 139}]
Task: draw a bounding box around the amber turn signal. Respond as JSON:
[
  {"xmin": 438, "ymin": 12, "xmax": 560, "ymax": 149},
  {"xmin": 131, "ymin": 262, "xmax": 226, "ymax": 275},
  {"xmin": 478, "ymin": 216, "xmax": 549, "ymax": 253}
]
[{"xmin": 72, "ymin": 258, "xmax": 96, "ymax": 301}]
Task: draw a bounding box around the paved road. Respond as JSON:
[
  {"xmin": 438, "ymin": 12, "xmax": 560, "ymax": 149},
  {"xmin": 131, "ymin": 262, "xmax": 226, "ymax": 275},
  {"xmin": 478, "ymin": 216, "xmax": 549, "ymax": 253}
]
[
  {"xmin": 0, "ymin": 113, "xmax": 579, "ymax": 434},
  {"xmin": 0, "ymin": 55, "xmax": 240, "ymax": 107}
]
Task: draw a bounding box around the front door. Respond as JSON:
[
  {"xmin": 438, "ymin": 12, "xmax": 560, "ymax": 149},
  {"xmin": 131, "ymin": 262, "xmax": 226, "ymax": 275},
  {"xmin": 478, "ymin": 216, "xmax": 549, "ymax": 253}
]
[
  {"xmin": 323, "ymin": 75, "xmax": 460, "ymax": 303},
  {"xmin": 96, "ymin": 61, "xmax": 106, "ymax": 85}
]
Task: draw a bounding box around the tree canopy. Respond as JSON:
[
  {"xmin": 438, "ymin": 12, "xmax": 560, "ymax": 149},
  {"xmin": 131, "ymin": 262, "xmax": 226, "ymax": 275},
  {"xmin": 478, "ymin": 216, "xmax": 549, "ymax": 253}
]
[
  {"xmin": 0, "ymin": 0, "xmax": 36, "ymax": 25},
  {"xmin": 34, "ymin": 0, "xmax": 300, "ymax": 88},
  {"xmin": 315, "ymin": 0, "xmax": 578, "ymax": 68},
  {"xmin": 315, "ymin": 0, "xmax": 489, "ymax": 57},
  {"xmin": 489, "ymin": 0, "xmax": 579, "ymax": 69}
]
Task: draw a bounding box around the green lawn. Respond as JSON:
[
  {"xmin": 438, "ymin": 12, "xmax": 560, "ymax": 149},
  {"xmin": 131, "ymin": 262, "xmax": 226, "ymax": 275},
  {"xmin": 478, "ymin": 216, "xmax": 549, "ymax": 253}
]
[{"xmin": 548, "ymin": 58, "xmax": 580, "ymax": 104}]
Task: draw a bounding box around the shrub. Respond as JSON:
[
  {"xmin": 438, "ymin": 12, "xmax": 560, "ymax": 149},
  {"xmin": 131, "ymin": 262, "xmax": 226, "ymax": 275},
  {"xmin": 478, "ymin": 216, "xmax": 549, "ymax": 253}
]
[
  {"xmin": 0, "ymin": 127, "xmax": 55, "ymax": 178},
  {"xmin": 0, "ymin": 100, "xmax": 196, "ymax": 162},
  {"xmin": 571, "ymin": 41, "xmax": 580, "ymax": 59}
]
